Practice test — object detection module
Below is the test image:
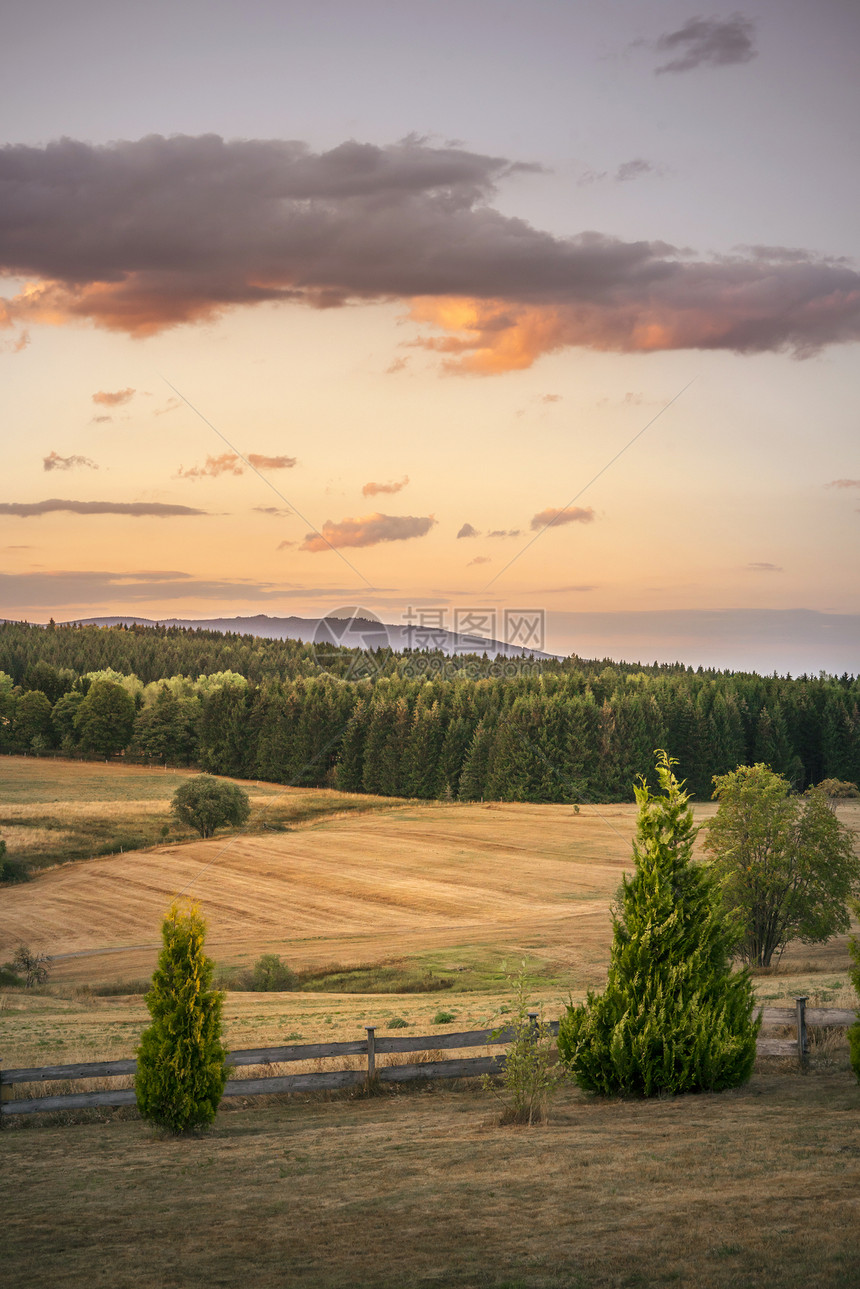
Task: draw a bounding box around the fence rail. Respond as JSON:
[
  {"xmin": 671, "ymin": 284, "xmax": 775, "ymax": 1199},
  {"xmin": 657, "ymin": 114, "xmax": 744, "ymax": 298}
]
[{"xmin": 1, "ymin": 1001, "xmax": 854, "ymax": 1117}]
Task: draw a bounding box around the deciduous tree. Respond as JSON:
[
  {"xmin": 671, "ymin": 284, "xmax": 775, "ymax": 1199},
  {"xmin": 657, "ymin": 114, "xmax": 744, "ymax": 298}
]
[
  {"xmin": 705, "ymin": 764, "xmax": 860, "ymax": 967},
  {"xmin": 171, "ymin": 774, "xmax": 250, "ymax": 838}
]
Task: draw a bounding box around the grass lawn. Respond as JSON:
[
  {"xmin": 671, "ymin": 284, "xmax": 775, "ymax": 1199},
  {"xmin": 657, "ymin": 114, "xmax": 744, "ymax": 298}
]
[{"xmin": 3, "ymin": 1063, "xmax": 860, "ymax": 1289}]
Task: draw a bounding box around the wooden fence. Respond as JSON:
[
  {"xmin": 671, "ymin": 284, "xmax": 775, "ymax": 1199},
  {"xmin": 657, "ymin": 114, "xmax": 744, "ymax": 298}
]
[{"xmin": 1, "ymin": 1000, "xmax": 855, "ymax": 1117}]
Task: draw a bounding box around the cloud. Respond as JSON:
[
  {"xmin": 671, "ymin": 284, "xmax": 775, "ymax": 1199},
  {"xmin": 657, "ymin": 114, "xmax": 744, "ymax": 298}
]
[
  {"xmin": 91, "ymin": 414, "xmax": 113, "ymax": 424},
  {"xmin": 746, "ymin": 561, "xmax": 783, "ymax": 573},
  {"xmin": 615, "ymin": 158, "xmax": 656, "ymax": 182},
  {"xmin": 276, "ymin": 539, "xmax": 296, "ymax": 549},
  {"xmin": 179, "ymin": 451, "xmax": 296, "ymax": 479},
  {"xmin": 254, "ymin": 505, "xmax": 292, "ymax": 516},
  {"xmin": 655, "ymin": 14, "xmax": 757, "ymax": 74},
  {"xmin": 467, "ymin": 555, "xmax": 492, "ymax": 566},
  {"xmin": 386, "ymin": 356, "xmax": 409, "ymax": 374},
  {"xmin": 247, "ymin": 453, "xmax": 296, "ymax": 470},
  {"xmin": 827, "ymin": 478, "xmax": 860, "ymax": 488},
  {"xmin": 300, "ymin": 512, "xmax": 436, "ymax": 551},
  {"xmin": 1, "ymin": 134, "xmax": 859, "ymax": 373},
  {"xmin": 177, "ymin": 452, "xmax": 244, "ymax": 480},
  {"xmin": 43, "ymin": 450, "xmax": 98, "ymax": 472},
  {"xmin": 530, "ymin": 506, "xmax": 596, "ymax": 531},
  {"xmin": 487, "ymin": 528, "xmax": 522, "ymax": 538},
  {"xmin": 457, "ymin": 522, "xmax": 479, "ymax": 538},
  {"xmin": 92, "ymin": 387, "xmax": 135, "ymax": 406},
  {"xmin": 0, "ymin": 568, "xmax": 350, "ymax": 606},
  {"xmin": 542, "ymin": 584, "xmax": 597, "ymax": 593},
  {"xmin": 0, "ymin": 499, "xmax": 208, "ymax": 517},
  {"xmin": 362, "ymin": 475, "xmax": 409, "ymax": 497},
  {"xmin": 540, "ymin": 393, "xmax": 561, "ymax": 403}
]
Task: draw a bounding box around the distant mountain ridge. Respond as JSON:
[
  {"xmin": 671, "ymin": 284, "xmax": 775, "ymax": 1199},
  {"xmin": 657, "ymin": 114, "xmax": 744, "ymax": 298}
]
[{"xmin": 60, "ymin": 613, "xmax": 560, "ymax": 661}]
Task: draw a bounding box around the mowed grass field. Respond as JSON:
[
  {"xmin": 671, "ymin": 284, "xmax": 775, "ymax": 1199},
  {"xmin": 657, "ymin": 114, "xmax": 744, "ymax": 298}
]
[{"xmin": 3, "ymin": 757, "xmax": 860, "ymax": 1288}]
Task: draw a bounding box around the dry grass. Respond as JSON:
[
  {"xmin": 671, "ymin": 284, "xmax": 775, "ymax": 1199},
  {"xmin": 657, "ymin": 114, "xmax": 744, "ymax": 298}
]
[
  {"xmin": 3, "ymin": 1068, "xmax": 860, "ymax": 1289},
  {"xmin": 0, "ymin": 754, "xmax": 406, "ymax": 873}
]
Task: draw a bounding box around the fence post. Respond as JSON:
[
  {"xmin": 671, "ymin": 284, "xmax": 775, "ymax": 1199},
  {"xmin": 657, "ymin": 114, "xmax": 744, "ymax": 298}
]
[
  {"xmin": 365, "ymin": 1027, "xmax": 376, "ymax": 1085},
  {"xmin": 795, "ymin": 996, "xmax": 808, "ymax": 1069}
]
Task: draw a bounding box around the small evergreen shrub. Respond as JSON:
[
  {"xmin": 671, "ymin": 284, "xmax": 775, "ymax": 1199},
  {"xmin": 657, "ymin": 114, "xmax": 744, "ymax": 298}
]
[
  {"xmin": 135, "ymin": 901, "xmax": 227, "ymax": 1134},
  {"xmin": 558, "ymin": 752, "xmax": 760, "ymax": 1097}
]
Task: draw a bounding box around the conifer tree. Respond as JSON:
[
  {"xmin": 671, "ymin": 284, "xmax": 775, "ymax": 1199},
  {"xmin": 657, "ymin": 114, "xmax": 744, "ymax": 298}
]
[
  {"xmin": 558, "ymin": 751, "xmax": 759, "ymax": 1096},
  {"xmin": 135, "ymin": 902, "xmax": 227, "ymax": 1133}
]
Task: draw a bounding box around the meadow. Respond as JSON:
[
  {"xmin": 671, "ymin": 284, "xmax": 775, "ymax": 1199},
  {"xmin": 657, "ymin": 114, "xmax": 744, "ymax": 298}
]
[{"xmin": 2, "ymin": 756, "xmax": 860, "ymax": 1288}]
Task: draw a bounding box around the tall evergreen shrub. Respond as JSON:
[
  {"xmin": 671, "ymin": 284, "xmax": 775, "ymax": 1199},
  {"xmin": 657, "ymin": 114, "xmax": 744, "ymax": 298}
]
[
  {"xmin": 558, "ymin": 751, "xmax": 759, "ymax": 1096},
  {"xmin": 135, "ymin": 902, "xmax": 227, "ymax": 1132}
]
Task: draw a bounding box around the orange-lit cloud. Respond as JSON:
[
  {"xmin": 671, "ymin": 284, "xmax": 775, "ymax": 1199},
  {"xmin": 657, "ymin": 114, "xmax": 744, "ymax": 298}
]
[
  {"xmin": 828, "ymin": 479, "xmax": 860, "ymax": 488},
  {"xmin": 3, "ymin": 136, "xmax": 860, "ymax": 367},
  {"xmin": 178, "ymin": 453, "xmax": 245, "ymax": 480},
  {"xmin": 467, "ymin": 555, "xmax": 491, "ymax": 566},
  {"xmin": 247, "ymin": 453, "xmax": 296, "ymax": 470},
  {"xmin": 301, "ymin": 512, "xmax": 436, "ymax": 551},
  {"xmin": 43, "ymin": 450, "xmax": 98, "ymax": 472},
  {"xmin": 530, "ymin": 506, "xmax": 595, "ymax": 531},
  {"xmin": 362, "ymin": 476, "xmax": 409, "ymax": 497},
  {"xmin": 457, "ymin": 523, "xmax": 479, "ymax": 538},
  {"xmin": 747, "ymin": 562, "xmax": 783, "ymax": 573},
  {"xmin": 92, "ymin": 387, "xmax": 135, "ymax": 406},
  {"xmin": 178, "ymin": 452, "xmax": 296, "ymax": 480}
]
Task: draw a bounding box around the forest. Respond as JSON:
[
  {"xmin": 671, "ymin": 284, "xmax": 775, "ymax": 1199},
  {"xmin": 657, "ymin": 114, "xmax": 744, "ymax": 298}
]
[{"xmin": 0, "ymin": 619, "xmax": 858, "ymax": 805}]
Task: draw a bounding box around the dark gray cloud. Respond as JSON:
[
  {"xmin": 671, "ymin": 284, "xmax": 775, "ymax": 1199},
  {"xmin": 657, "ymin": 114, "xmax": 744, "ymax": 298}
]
[
  {"xmin": 254, "ymin": 505, "xmax": 292, "ymax": 515},
  {"xmin": 655, "ymin": 14, "xmax": 757, "ymax": 74},
  {"xmin": 300, "ymin": 512, "xmax": 436, "ymax": 551},
  {"xmin": 615, "ymin": 158, "xmax": 657, "ymax": 182},
  {"xmin": 43, "ymin": 450, "xmax": 98, "ymax": 471},
  {"xmin": 457, "ymin": 523, "xmax": 479, "ymax": 538},
  {"xmin": 0, "ymin": 499, "xmax": 208, "ymax": 517},
  {"xmin": 487, "ymin": 528, "xmax": 522, "ymax": 538},
  {"xmin": 2, "ymin": 134, "xmax": 859, "ymax": 368}
]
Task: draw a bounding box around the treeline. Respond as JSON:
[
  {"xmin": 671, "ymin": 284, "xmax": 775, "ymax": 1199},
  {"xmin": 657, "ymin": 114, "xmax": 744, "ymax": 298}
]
[{"xmin": 0, "ymin": 621, "xmax": 858, "ymax": 802}]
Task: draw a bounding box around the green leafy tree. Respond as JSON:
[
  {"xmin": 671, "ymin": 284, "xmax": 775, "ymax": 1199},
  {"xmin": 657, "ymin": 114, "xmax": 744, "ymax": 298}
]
[
  {"xmin": 171, "ymin": 774, "xmax": 250, "ymax": 838},
  {"xmin": 250, "ymin": 953, "xmax": 296, "ymax": 991},
  {"xmin": 558, "ymin": 752, "xmax": 759, "ymax": 1096},
  {"xmin": 135, "ymin": 902, "xmax": 227, "ymax": 1133},
  {"xmin": 705, "ymin": 764, "xmax": 860, "ymax": 967},
  {"xmin": 75, "ymin": 680, "xmax": 136, "ymax": 756},
  {"xmin": 13, "ymin": 689, "xmax": 54, "ymax": 753}
]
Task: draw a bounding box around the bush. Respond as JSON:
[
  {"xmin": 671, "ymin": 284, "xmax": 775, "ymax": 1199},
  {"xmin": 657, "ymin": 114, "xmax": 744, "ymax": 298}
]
[
  {"xmin": 250, "ymin": 953, "xmax": 296, "ymax": 991},
  {"xmin": 433, "ymin": 1010, "xmax": 456, "ymax": 1024},
  {"xmin": 135, "ymin": 902, "xmax": 227, "ymax": 1134},
  {"xmin": 171, "ymin": 774, "xmax": 251, "ymax": 839},
  {"xmin": 388, "ymin": 1017, "xmax": 409, "ymax": 1029},
  {"xmin": 482, "ymin": 962, "xmax": 562, "ymax": 1126},
  {"xmin": 12, "ymin": 944, "xmax": 52, "ymax": 987},
  {"xmin": 817, "ymin": 778, "xmax": 860, "ymax": 799},
  {"xmin": 558, "ymin": 752, "xmax": 760, "ymax": 1097},
  {"xmin": 848, "ymin": 902, "xmax": 860, "ymax": 1083},
  {"xmin": 0, "ymin": 839, "xmax": 31, "ymax": 884}
]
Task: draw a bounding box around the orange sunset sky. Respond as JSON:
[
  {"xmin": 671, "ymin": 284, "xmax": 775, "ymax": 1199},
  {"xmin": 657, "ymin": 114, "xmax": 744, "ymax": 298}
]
[{"xmin": 2, "ymin": 1, "xmax": 859, "ymax": 673}]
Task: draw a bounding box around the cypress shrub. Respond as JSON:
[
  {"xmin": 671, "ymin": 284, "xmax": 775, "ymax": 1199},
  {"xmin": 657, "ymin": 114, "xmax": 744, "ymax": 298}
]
[
  {"xmin": 135, "ymin": 902, "xmax": 227, "ymax": 1133},
  {"xmin": 558, "ymin": 751, "xmax": 759, "ymax": 1096}
]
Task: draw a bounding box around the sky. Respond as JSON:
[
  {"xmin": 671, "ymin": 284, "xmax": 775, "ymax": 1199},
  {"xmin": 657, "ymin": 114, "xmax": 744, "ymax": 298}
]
[{"xmin": 1, "ymin": 0, "xmax": 859, "ymax": 674}]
